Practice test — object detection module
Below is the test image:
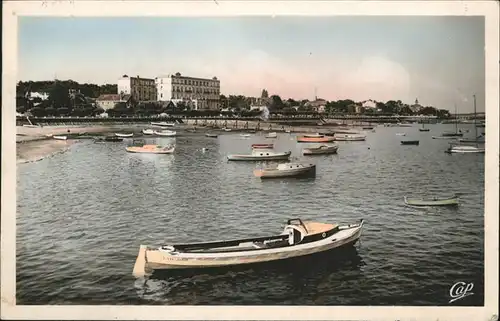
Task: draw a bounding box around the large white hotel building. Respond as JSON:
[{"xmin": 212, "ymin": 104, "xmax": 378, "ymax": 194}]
[
  {"xmin": 155, "ymin": 72, "xmax": 220, "ymax": 110},
  {"xmin": 117, "ymin": 75, "xmax": 157, "ymax": 102}
]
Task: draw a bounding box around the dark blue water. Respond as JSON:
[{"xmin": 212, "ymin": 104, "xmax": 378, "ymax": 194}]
[{"xmin": 16, "ymin": 123, "xmax": 484, "ymax": 305}]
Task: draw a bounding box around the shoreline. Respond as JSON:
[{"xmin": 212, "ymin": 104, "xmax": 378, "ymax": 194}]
[
  {"xmin": 17, "ymin": 139, "xmax": 77, "ymax": 164},
  {"xmin": 16, "ymin": 121, "xmax": 366, "ymax": 164}
]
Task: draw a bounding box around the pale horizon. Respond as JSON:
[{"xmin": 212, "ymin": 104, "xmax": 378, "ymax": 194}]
[{"xmin": 18, "ymin": 16, "xmax": 485, "ymax": 113}]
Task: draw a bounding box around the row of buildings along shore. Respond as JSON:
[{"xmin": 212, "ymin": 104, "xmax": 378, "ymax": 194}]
[{"xmin": 97, "ymin": 72, "xmax": 221, "ymax": 111}]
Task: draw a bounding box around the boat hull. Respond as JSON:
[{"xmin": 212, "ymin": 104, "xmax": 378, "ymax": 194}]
[
  {"xmin": 254, "ymin": 164, "xmax": 316, "ymax": 178},
  {"xmin": 432, "ymin": 136, "xmax": 457, "ymax": 140},
  {"xmin": 404, "ymin": 196, "xmax": 459, "ymax": 207},
  {"xmin": 227, "ymin": 152, "xmax": 291, "ymax": 161},
  {"xmin": 252, "ymin": 144, "xmax": 274, "ymax": 149},
  {"xmin": 297, "ymin": 136, "xmax": 336, "ymax": 143},
  {"xmin": 303, "ymin": 146, "xmax": 338, "ymax": 155},
  {"xmin": 151, "ymin": 122, "xmax": 175, "ymax": 127},
  {"xmin": 154, "ymin": 131, "xmax": 176, "ymax": 137},
  {"xmin": 334, "ymin": 135, "xmax": 366, "ymax": 141},
  {"xmin": 134, "ymin": 222, "xmax": 363, "ymax": 275},
  {"xmin": 115, "ymin": 133, "xmax": 134, "ymax": 138},
  {"xmin": 401, "ymin": 141, "xmax": 419, "ymax": 145},
  {"xmin": 126, "ymin": 148, "xmax": 174, "ymax": 154},
  {"xmin": 448, "ymin": 147, "xmax": 485, "ymax": 153}
]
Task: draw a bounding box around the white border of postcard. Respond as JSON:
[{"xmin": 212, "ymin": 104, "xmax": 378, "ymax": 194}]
[{"xmin": 2, "ymin": 1, "xmax": 499, "ymax": 320}]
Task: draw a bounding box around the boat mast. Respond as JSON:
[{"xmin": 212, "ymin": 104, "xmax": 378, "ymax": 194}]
[
  {"xmin": 473, "ymin": 94, "xmax": 478, "ymax": 147},
  {"xmin": 454, "ymin": 103, "xmax": 458, "ymax": 134}
]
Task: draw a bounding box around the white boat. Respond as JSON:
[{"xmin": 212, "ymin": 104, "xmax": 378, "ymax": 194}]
[
  {"xmin": 53, "ymin": 135, "xmax": 68, "ymax": 140},
  {"xmin": 404, "ymin": 195, "xmax": 459, "ymax": 207},
  {"xmin": 222, "ymin": 128, "xmax": 232, "ymax": 132},
  {"xmin": 432, "ymin": 136, "xmax": 456, "ymax": 140},
  {"xmin": 303, "ymin": 144, "xmax": 339, "ymax": 155},
  {"xmin": 445, "ymin": 95, "xmax": 485, "ymax": 154},
  {"xmin": 240, "ymin": 134, "xmax": 251, "ymax": 138},
  {"xmin": 265, "ymin": 132, "xmax": 277, "ymax": 138},
  {"xmin": 126, "ymin": 144, "xmax": 175, "ymax": 154},
  {"xmin": 205, "ymin": 133, "xmax": 218, "ymax": 138},
  {"xmin": 132, "ymin": 218, "xmax": 365, "ymax": 276},
  {"xmin": 334, "ymin": 134, "xmax": 366, "ymax": 141},
  {"xmin": 154, "ymin": 130, "xmax": 177, "ymax": 137},
  {"xmin": 254, "ymin": 163, "xmax": 316, "ymax": 179},
  {"xmin": 151, "ymin": 121, "xmax": 175, "ymax": 127},
  {"xmin": 446, "ymin": 145, "xmax": 485, "ymax": 154},
  {"xmin": 142, "ymin": 129, "xmax": 154, "ymax": 135},
  {"xmin": 115, "ymin": 133, "xmax": 134, "ymax": 138},
  {"xmin": 227, "ymin": 150, "xmax": 291, "ymax": 161},
  {"xmin": 396, "ymin": 133, "xmax": 406, "ymax": 136}
]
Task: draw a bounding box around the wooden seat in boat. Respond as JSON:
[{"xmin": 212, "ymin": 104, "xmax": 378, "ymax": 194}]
[{"xmin": 302, "ymin": 222, "xmax": 338, "ymax": 236}]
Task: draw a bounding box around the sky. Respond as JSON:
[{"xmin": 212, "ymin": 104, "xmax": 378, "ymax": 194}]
[{"xmin": 18, "ymin": 16, "xmax": 485, "ymax": 113}]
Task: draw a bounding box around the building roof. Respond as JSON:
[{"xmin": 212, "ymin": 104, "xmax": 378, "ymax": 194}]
[
  {"xmin": 97, "ymin": 94, "xmax": 133, "ymax": 101},
  {"xmin": 156, "ymin": 73, "xmax": 220, "ymax": 82}
]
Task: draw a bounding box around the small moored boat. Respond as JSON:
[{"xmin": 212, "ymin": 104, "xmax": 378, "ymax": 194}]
[
  {"xmin": 222, "ymin": 128, "xmax": 232, "ymax": 132},
  {"xmin": 154, "ymin": 130, "xmax": 177, "ymax": 137},
  {"xmin": 115, "ymin": 133, "xmax": 134, "ymax": 138},
  {"xmin": 205, "ymin": 133, "xmax": 218, "ymax": 138},
  {"xmin": 254, "ymin": 163, "xmax": 316, "ymax": 179},
  {"xmin": 396, "ymin": 133, "xmax": 406, "ymax": 136},
  {"xmin": 142, "ymin": 129, "xmax": 154, "ymax": 135},
  {"xmin": 53, "ymin": 135, "xmax": 68, "ymax": 140},
  {"xmin": 432, "ymin": 136, "xmax": 457, "ymax": 140},
  {"xmin": 151, "ymin": 121, "xmax": 175, "ymax": 127},
  {"xmin": 303, "ymin": 145, "xmax": 339, "ymax": 155},
  {"xmin": 265, "ymin": 132, "xmax": 277, "ymax": 138},
  {"xmin": 227, "ymin": 150, "xmax": 291, "ymax": 161},
  {"xmin": 105, "ymin": 136, "xmax": 123, "ymax": 142},
  {"xmin": 126, "ymin": 144, "xmax": 175, "ymax": 154},
  {"xmin": 404, "ymin": 195, "xmax": 459, "ymax": 207},
  {"xmin": 132, "ymin": 218, "xmax": 365, "ymax": 276},
  {"xmin": 445, "ymin": 145, "xmax": 485, "ymax": 154},
  {"xmin": 401, "ymin": 140, "xmax": 419, "ymax": 145},
  {"xmin": 334, "ymin": 134, "xmax": 366, "ymax": 141},
  {"xmin": 297, "ymin": 134, "xmax": 336, "ymax": 143},
  {"xmin": 240, "ymin": 134, "xmax": 251, "ymax": 138},
  {"xmin": 252, "ymin": 143, "xmax": 274, "ymax": 149}
]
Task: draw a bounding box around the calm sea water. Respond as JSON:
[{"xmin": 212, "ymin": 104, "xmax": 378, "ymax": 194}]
[{"xmin": 16, "ymin": 124, "xmax": 485, "ymax": 305}]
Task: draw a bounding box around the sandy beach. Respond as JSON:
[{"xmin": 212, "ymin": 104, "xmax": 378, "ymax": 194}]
[{"xmin": 16, "ymin": 124, "xmax": 132, "ymax": 164}]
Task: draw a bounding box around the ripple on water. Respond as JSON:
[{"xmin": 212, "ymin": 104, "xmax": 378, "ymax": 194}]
[{"xmin": 17, "ymin": 125, "xmax": 484, "ymax": 305}]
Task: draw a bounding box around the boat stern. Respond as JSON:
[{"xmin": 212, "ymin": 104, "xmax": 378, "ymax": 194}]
[{"xmin": 133, "ymin": 245, "xmax": 151, "ymax": 278}]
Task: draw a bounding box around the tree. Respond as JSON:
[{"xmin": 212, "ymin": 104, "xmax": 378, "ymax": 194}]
[
  {"xmin": 261, "ymin": 89, "xmax": 269, "ymax": 99},
  {"xmin": 48, "ymin": 82, "xmax": 71, "ymax": 109},
  {"xmin": 400, "ymin": 104, "xmax": 413, "ymax": 115},
  {"xmin": 268, "ymin": 95, "xmax": 284, "ymax": 110},
  {"xmin": 45, "ymin": 107, "xmax": 57, "ymax": 116},
  {"xmin": 385, "ymin": 100, "xmax": 399, "ymax": 114}
]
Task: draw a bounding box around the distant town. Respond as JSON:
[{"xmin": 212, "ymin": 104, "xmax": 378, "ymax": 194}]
[{"xmin": 16, "ymin": 72, "xmax": 454, "ymax": 119}]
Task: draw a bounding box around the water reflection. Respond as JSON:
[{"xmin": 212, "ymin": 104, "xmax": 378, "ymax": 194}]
[{"xmin": 136, "ymin": 246, "xmax": 365, "ymax": 305}]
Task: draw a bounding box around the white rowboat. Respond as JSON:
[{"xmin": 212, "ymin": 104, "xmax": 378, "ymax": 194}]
[
  {"xmin": 115, "ymin": 133, "xmax": 134, "ymax": 138},
  {"xmin": 154, "ymin": 130, "xmax": 177, "ymax": 137}
]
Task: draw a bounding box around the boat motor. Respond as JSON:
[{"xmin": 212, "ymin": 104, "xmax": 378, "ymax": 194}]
[{"xmin": 283, "ymin": 224, "xmax": 307, "ymax": 246}]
